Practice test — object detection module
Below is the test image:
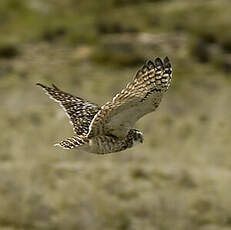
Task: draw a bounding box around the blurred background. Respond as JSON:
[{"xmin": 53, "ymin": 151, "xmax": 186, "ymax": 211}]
[{"xmin": 0, "ymin": 0, "xmax": 231, "ymax": 229}]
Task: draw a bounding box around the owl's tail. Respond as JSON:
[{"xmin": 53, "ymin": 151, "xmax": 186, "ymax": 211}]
[{"xmin": 54, "ymin": 135, "xmax": 88, "ymax": 150}]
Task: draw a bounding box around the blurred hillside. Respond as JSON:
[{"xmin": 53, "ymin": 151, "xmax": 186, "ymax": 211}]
[{"xmin": 0, "ymin": 0, "xmax": 231, "ymax": 230}]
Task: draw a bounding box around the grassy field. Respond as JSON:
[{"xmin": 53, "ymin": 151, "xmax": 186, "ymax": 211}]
[{"xmin": 0, "ymin": 0, "xmax": 231, "ymax": 229}]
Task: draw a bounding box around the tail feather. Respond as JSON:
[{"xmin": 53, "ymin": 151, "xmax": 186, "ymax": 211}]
[{"xmin": 55, "ymin": 135, "xmax": 87, "ymax": 150}]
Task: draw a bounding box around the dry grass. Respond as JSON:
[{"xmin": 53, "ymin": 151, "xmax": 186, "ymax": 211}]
[{"xmin": 0, "ymin": 0, "xmax": 231, "ymax": 229}]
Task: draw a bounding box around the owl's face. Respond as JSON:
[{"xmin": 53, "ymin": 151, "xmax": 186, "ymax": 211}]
[{"xmin": 131, "ymin": 130, "xmax": 143, "ymax": 146}]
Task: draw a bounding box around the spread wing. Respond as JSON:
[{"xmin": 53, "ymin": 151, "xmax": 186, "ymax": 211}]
[
  {"xmin": 87, "ymin": 57, "xmax": 172, "ymax": 138},
  {"xmin": 37, "ymin": 83, "xmax": 100, "ymax": 135}
]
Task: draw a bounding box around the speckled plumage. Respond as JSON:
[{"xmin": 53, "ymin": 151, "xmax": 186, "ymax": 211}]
[
  {"xmin": 36, "ymin": 83, "xmax": 100, "ymax": 135},
  {"xmin": 37, "ymin": 56, "xmax": 172, "ymax": 154}
]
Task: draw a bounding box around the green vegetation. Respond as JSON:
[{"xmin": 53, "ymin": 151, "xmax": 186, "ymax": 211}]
[{"xmin": 0, "ymin": 0, "xmax": 231, "ymax": 229}]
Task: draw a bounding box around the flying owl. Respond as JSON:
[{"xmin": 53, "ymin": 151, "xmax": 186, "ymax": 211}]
[{"xmin": 37, "ymin": 57, "xmax": 172, "ymax": 154}]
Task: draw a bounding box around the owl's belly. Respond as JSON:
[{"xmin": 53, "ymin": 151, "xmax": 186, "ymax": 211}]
[{"xmin": 86, "ymin": 135, "xmax": 128, "ymax": 154}]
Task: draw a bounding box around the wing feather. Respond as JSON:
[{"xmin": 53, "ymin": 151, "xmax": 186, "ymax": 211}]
[
  {"xmin": 87, "ymin": 57, "xmax": 172, "ymax": 138},
  {"xmin": 37, "ymin": 83, "xmax": 100, "ymax": 135}
]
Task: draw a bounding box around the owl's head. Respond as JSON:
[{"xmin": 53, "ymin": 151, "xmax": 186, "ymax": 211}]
[{"xmin": 128, "ymin": 129, "xmax": 143, "ymax": 146}]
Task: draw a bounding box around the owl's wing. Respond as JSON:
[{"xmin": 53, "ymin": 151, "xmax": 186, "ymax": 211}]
[
  {"xmin": 87, "ymin": 57, "xmax": 172, "ymax": 138},
  {"xmin": 37, "ymin": 83, "xmax": 100, "ymax": 135}
]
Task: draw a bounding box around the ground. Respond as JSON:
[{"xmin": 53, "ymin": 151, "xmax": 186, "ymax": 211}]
[{"xmin": 0, "ymin": 0, "xmax": 231, "ymax": 229}]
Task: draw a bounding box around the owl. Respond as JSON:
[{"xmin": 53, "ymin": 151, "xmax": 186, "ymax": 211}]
[{"xmin": 37, "ymin": 57, "xmax": 172, "ymax": 154}]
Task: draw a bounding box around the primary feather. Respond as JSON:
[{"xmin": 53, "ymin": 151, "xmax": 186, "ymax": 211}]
[{"xmin": 87, "ymin": 57, "xmax": 172, "ymax": 138}]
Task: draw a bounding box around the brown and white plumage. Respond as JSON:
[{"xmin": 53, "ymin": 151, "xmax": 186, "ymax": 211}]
[
  {"xmin": 37, "ymin": 57, "xmax": 172, "ymax": 154},
  {"xmin": 36, "ymin": 83, "xmax": 100, "ymax": 135}
]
